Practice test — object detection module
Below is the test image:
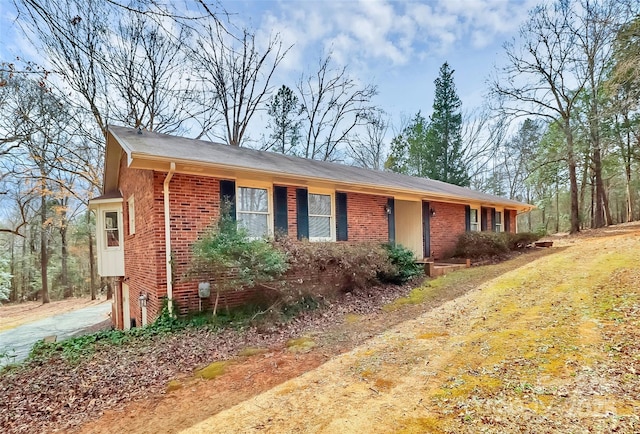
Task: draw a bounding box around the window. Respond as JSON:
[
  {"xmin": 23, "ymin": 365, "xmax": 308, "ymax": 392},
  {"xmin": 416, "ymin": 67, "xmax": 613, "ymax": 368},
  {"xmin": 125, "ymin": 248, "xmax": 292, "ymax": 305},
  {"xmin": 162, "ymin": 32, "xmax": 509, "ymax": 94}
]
[
  {"xmin": 237, "ymin": 187, "xmax": 269, "ymax": 238},
  {"xmin": 128, "ymin": 196, "xmax": 135, "ymax": 235},
  {"xmin": 470, "ymin": 208, "xmax": 479, "ymax": 231},
  {"xmin": 495, "ymin": 211, "xmax": 502, "ymax": 232},
  {"xmin": 309, "ymin": 193, "xmax": 333, "ymax": 241},
  {"xmin": 104, "ymin": 211, "xmax": 120, "ymax": 247}
]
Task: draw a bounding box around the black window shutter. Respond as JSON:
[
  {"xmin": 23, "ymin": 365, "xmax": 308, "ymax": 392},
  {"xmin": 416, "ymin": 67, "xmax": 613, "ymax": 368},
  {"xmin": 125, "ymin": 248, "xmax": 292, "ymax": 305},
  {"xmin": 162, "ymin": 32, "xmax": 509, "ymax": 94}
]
[
  {"xmin": 219, "ymin": 180, "xmax": 236, "ymax": 220},
  {"xmin": 465, "ymin": 205, "xmax": 471, "ymax": 231},
  {"xmin": 491, "ymin": 208, "xmax": 497, "ymax": 232},
  {"xmin": 336, "ymin": 192, "xmax": 348, "ymax": 241},
  {"xmin": 296, "ymin": 188, "xmax": 309, "ymax": 240},
  {"xmin": 387, "ymin": 198, "xmax": 395, "ymax": 244},
  {"xmin": 505, "ymin": 210, "xmax": 511, "ymax": 233},
  {"xmin": 481, "ymin": 207, "xmax": 487, "ymax": 231},
  {"xmin": 274, "ymin": 186, "xmax": 288, "ymax": 234}
]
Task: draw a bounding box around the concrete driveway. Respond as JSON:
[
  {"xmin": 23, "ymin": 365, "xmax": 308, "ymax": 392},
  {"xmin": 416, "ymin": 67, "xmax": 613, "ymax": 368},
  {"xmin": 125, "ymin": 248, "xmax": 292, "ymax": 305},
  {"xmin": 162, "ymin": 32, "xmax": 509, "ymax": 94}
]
[{"xmin": 0, "ymin": 301, "xmax": 112, "ymax": 367}]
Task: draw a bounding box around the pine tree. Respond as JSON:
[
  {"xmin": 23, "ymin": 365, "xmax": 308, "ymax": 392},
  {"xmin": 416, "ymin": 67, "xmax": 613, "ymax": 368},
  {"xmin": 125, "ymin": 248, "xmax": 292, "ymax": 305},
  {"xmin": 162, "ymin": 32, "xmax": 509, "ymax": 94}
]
[
  {"xmin": 386, "ymin": 63, "xmax": 469, "ymax": 186},
  {"xmin": 265, "ymin": 85, "xmax": 301, "ymax": 155},
  {"xmin": 426, "ymin": 62, "xmax": 469, "ymax": 186},
  {"xmin": 385, "ymin": 112, "xmax": 429, "ymax": 176}
]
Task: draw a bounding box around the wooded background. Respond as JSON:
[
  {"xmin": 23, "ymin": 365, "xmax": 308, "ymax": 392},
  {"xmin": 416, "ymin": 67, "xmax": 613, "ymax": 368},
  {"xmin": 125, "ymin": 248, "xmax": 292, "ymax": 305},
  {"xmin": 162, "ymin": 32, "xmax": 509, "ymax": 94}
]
[{"xmin": 1, "ymin": 0, "xmax": 638, "ymax": 304}]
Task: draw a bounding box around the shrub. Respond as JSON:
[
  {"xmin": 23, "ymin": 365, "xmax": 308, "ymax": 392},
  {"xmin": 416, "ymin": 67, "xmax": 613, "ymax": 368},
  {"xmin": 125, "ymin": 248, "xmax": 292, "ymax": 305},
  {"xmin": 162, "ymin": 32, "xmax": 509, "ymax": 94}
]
[
  {"xmin": 188, "ymin": 212, "xmax": 288, "ymax": 315},
  {"xmin": 454, "ymin": 232, "xmax": 509, "ymax": 258},
  {"xmin": 378, "ymin": 243, "xmax": 424, "ymax": 284},
  {"xmin": 272, "ymin": 236, "xmax": 393, "ymax": 299},
  {"xmin": 455, "ymin": 231, "xmax": 543, "ymax": 258},
  {"xmin": 505, "ymin": 232, "xmax": 542, "ymax": 250}
]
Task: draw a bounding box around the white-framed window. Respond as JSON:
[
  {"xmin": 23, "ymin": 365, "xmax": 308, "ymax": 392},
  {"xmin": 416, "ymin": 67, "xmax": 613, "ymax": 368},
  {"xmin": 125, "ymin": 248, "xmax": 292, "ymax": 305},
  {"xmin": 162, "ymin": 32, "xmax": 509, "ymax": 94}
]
[
  {"xmin": 309, "ymin": 192, "xmax": 334, "ymax": 241},
  {"xmin": 494, "ymin": 211, "xmax": 503, "ymax": 232},
  {"xmin": 237, "ymin": 186, "xmax": 270, "ymax": 238},
  {"xmin": 104, "ymin": 210, "xmax": 121, "ymax": 248},
  {"xmin": 470, "ymin": 208, "xmax": 479, "ymax": 231},
  {"xmin": 127, "ymin": 196, "xmax": 135, "ymax": 235}
]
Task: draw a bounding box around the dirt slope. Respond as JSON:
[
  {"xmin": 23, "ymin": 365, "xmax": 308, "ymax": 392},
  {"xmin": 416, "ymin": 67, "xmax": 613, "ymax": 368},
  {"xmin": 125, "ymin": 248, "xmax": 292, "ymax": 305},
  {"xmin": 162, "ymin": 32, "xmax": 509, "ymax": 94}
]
[{"xmin": 181, "ymin": 228, "xmax": 640, "ymax": 433}]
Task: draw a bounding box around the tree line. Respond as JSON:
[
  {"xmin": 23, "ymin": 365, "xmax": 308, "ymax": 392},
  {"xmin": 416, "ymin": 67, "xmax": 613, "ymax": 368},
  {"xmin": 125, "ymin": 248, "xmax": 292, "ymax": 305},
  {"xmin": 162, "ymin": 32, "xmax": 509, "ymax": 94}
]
[{"xmin": 0, "ymin": 0, "xmax": 639, "ymax": 304}]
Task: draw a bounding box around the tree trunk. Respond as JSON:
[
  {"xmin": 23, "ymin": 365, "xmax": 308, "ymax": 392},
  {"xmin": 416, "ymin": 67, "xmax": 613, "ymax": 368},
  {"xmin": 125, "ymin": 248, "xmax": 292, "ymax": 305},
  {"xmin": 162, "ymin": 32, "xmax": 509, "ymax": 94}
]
[
  {"xmin": 555, "ymin": 181, "xmax": 560, "ymax": 234},
  {"xmin": 40, "ymin": 194, "xmax": 50, "ymax": 304},
  {"xmin": 526, "ymin": 188, "xmax": 532, "ymax": 232},
  {"xmin": 602, "ymin": 181, "xmax": 613, "ymax": 226},
  {"xmin": 565, "ymin": 123, "xmax": 580, "ymax": 234},
  {"xmin": 61, "ymin": 208, "xmax": 72, "ymax": 298},
  {"xmin": 88, "ymin": 211, "xmax": 97, "ymax": 300},
  {"xmin": 625, "ymin": 159, "xmax": 634, "ymax": 222},
  {"xmin": 9, "ymin": 235, "xmax": 16, "ymax": 302}
]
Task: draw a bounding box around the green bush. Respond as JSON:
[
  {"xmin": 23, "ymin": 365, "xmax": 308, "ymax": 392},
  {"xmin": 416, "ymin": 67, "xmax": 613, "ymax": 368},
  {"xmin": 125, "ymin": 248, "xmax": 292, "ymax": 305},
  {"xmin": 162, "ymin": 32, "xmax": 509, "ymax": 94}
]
[
  {"xmin": 378, "ymin": 243, "xmax": 424, "ymax": 284},
  {"xmin": 189, "ymin": 211, "xmax": 289, "ymax": 314}
]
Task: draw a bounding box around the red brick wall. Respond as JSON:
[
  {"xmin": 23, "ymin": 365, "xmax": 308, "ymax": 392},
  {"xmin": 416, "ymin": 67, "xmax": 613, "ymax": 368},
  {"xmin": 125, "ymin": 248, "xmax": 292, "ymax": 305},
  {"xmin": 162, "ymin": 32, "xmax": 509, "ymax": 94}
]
[
  {"xmin": 286, "ymin": 186, "xmax": 298, "ymax": 236},
  {"xmin": 119, "ymin": 156, "xmax": 161, "ymax": 327},
  {"xmin": 118, "ymin": 165, "xmax": 509, "ymax": 323},
  {"xmin": 163, "ymin": 173, "xmax": 221, "ymax": 315},
  {"xmin": 345, "ymin": 192, "xmax": 388, "ymax": 242},
  {"xmin": 429, "ymin": 201, "xmax": 466, "ymax": 259},
  {"xmin": 508, "ymin": 209, "xmax": 517, "ymax": 233}
]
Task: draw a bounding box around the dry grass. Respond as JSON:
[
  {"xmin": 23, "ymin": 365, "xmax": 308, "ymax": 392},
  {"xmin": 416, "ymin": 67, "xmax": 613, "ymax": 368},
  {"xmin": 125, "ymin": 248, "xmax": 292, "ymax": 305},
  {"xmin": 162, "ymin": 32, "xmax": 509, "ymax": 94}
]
[{"xmin": 183, "ymin": 224, "xmax": 640, "ymax": 433}]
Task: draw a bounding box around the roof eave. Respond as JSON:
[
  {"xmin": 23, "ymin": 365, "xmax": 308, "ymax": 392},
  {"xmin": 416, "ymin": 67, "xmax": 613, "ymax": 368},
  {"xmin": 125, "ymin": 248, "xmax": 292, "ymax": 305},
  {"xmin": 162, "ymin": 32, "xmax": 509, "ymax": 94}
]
[{"xmin": 127, "ymin": 152, "xmax": 533, "ymax": 212}]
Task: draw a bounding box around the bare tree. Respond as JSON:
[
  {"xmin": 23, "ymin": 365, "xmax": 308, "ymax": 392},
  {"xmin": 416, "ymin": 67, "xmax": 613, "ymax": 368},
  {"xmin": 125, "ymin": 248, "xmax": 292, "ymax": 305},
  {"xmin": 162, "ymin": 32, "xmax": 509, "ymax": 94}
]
[
  {"xmin": 574, "ymin": 0, "xmax": 633, "ymax": 228},
  {"xmin": 492, "ymin": 0, "xmax": 587, "ymax": 233},
  {"xmin": 192, "ymin": 24, "xmax": 287, "ymax": 146},
  {"xmin": 298, "ymin": 55, "xmax": 379, "ymax": 161},
  {"xmin": 347, "ymin": 110, "xmax": 389, "ymax": 170}
]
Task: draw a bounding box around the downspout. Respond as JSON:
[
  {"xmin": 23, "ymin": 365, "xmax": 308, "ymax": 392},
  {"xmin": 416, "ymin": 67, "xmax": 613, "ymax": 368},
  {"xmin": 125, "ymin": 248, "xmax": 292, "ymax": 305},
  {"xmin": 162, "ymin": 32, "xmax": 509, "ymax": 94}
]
[{"xmin": 164, "ymin": 162, "xmax": 176, "ymax": 314}]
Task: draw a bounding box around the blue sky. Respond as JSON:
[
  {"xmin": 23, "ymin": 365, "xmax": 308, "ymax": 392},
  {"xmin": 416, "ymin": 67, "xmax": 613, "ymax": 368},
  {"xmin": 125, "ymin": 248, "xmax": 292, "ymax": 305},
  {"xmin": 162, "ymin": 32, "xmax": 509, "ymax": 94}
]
[{"xmin": 0, "ymin": 0, "xmax": 539, "ymax": 132}]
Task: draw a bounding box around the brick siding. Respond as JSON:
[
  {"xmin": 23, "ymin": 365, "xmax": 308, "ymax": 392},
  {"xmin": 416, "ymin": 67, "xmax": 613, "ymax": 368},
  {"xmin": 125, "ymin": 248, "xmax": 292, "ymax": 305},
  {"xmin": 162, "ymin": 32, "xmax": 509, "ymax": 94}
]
[
  {"xmin": 345, "ymin": 192, "xmax": 388, "ymax": 242},
  {"xmin": 119, "ymin": 155, "xmax": 161, "ymax": 327},
  {"xmin": 117, "ymin": 164, "xmax": 513, "ymax": 326},
  {"xmin": 429, "ymin": 201, "xmax": 467, "ymax": 259}
]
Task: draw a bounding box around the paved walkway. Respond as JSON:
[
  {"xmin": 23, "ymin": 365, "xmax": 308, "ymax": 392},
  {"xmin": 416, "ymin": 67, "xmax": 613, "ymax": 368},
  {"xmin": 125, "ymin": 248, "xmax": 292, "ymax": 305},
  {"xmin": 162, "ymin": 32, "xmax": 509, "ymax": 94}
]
[{"xmin": 0, "ymin": 301, "xmax": 112, "ymax": 367}]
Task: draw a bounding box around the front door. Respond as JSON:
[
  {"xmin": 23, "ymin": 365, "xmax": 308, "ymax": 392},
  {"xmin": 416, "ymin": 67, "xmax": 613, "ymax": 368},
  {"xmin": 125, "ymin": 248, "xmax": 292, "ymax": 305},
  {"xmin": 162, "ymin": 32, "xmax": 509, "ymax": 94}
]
[
  {"xmin": 122, "ymin": 283, "xmax": 131, "ymax": 331},
  {"xmin": 422, "ymin": 201, "xmax": 431, "ymax": 258}
]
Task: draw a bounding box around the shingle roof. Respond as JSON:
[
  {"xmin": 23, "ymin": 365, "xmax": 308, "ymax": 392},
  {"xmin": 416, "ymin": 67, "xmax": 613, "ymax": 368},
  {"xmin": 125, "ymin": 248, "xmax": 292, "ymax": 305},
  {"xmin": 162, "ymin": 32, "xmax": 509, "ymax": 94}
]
[{"xmin": 108, "ymin": 125, "xmax": 532, "ymax": 210}]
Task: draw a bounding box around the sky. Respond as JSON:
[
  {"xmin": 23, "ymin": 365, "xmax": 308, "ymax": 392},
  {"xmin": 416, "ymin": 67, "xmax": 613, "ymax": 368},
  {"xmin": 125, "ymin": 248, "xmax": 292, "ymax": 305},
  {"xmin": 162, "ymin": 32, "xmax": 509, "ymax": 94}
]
[{"xmin": 0, "ymin": 0, "xmax": 540, "ymax": 135}]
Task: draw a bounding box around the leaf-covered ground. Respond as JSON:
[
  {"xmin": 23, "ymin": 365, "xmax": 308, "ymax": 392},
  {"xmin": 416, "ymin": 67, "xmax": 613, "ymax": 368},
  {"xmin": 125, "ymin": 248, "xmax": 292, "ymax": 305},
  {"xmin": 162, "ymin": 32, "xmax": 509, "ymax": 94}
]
[
  {"xmin": 2, "ymin": 224, "xmax": 639, "ymax": 434},
  {"xmin": 181, "ymin": 225, "xmax": 640, "ymax": 433}
]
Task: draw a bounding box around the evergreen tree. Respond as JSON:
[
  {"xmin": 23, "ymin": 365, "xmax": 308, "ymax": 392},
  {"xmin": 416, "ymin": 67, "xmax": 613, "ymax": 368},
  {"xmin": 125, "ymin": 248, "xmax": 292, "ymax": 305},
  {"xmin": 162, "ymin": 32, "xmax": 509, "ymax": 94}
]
[
  {"xmin": 387, "ymin": 63, "xmax": 469, "ymax": 186},
  {"xmin": 385, "ymin": 112, "xmax": 429, "ymax": 176},
  {"xmin": 264, "ymin": 85, "xmax": 301, "ymax": 155},
  {"xmin": 426, "ymin": 62, "xmax": 469, "ymax": 186}
]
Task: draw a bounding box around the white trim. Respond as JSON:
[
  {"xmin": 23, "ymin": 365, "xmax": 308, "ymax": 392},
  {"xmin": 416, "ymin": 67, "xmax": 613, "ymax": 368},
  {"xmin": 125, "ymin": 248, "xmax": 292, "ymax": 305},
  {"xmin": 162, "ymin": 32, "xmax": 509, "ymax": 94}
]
[
  {"xmin": 494, "ymin": 208, "xmax": 504, "ymax": 233},
  {"xmin": 163, "ymin": 162, "xmax": 176, "ymax": 314},
  {"xmin": 127, "ymin": 196, "xmax": 135, "ymax": 235},
  {"xmin": 236, "ymin": 185, "xmax": 273, "ymax": 238},
  {"xmin": 469, "ymin": 207, "xmax": 480, "ymax": 232},
  {"xmin": 103, "ymin": 209, "xmax": 123, "ymax": 250},
  {"xmin": 308, "ymin": 191, "xmax": 335, "ymax": 242}
]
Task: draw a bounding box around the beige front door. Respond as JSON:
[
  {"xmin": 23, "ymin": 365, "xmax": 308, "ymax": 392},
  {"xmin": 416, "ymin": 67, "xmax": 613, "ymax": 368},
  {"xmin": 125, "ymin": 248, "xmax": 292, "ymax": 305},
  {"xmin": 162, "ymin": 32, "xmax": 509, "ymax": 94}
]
[{"xmin": 122, "ymin": 283, "xmax": 131, "ymax": 331}]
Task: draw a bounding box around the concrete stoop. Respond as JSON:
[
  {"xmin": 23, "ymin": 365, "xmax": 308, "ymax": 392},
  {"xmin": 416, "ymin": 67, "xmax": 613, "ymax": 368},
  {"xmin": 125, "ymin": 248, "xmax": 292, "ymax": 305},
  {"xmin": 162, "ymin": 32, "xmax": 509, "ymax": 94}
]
[{"xmin": 418, "ymin": 259, "xmax": 471, "ymax": 277}]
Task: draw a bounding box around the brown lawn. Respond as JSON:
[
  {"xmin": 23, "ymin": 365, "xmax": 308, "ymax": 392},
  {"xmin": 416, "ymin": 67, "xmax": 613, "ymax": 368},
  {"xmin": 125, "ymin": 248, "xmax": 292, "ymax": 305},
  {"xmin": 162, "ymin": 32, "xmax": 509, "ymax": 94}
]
[{"xmin": 73, "ymin": 223, "xmax": 640, "ymax": 434}]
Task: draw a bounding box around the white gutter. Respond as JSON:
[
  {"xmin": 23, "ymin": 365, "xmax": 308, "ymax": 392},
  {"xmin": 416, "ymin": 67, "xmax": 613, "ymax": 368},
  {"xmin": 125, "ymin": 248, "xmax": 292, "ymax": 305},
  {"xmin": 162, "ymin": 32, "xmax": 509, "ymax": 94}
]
[{"xmin": 163, "ymin": 162, "xmax": 176, "ymax": 314}]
